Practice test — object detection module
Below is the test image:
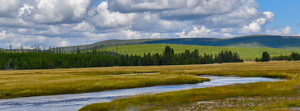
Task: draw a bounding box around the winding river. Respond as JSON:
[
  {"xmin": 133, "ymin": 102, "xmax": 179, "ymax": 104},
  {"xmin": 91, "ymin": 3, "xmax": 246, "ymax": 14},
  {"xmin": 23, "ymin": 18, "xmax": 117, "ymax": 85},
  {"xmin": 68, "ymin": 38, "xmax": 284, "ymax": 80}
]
[{"xmin": 0, "ymin": 76, "xmax": 281, "ymax": 111}]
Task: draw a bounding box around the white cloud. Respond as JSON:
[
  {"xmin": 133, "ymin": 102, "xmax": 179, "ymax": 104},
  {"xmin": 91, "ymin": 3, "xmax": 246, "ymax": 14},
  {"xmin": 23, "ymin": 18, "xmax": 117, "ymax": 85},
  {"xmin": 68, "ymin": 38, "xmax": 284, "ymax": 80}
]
[
  {"xmin": 18, "ymin": 4, "xmax": 34, "ymax": 17},
  {"xmin": 0, "ymin": 18, "xmax": 30, "ymax": 27},
  {"xmin": 0, "ymin": 30, "xmax": 69, "ymax": 48},
  {"xmin": 176, "ymin": 25, "xmax": 234, "ymax": 38},
  {"xmin": 150, "ymin": 33, "xmax": 163, "ymax": 38},
  {"xmin": 58, "ymin": 40, "xmax": 70, "ymax": 46},
  {"xmin": 83, "ymin": 29, "xmax": 141, "ymax": 41},
  {"xmin": 266, "ymin": 26, "xmax": 293, "ymax": 35},
  {"xmin": 0, "ymin": 0, "xmax": 289, "ymax": 48},
  {"xmin": 18, "ymin": 29, "xmax": 28, "ymax": 33},
  {"xmin": 108, "ymin": 0, "xmax": 243, "ymax": 15},
  {"xmin": 29, "ymin": 0, "xmax": 94, "ymax": 23},
  {"xmin": 263, "ymin": 11, "xmax": 275, "ymax": 19},
  {"xmin": 240, "ymin": 11, "xmax": 275, "ymax": 33},
  {"xmin": 87, "ymin": 1, "xmax": 136, "ymax": 29},
  {"xmin": 0, "ymin": 0, "xmax": 23, "ymax": 17},
  {"xmin": 131, "ymin": 12, "xmax": 187, "ymax": 32},
  {"xmin": 73, "ymin": 21, "xmax": 95, "ymax": 32},
  {"xmin": 282, "ymin": 26, "xmax": 292, "ymax": 34},
  {"xmin": 221, "ymin": 28, "xmax": 235, "ymax": 33}
]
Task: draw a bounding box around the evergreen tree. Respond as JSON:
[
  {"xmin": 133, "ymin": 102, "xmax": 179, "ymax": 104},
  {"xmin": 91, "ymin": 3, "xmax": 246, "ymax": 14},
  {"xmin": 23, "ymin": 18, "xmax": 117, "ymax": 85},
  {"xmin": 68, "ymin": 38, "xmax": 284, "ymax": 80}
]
[
  {"xmin": 262, "ymin": 51, "xmax": 270, "ymax": 62},
  {"xmin": 22, "ymin": 61, "xmax": 30, "ymax": 69},
  {"xmin": 163, "ymin": 46, "xmax": 174, "ymax": 65}
]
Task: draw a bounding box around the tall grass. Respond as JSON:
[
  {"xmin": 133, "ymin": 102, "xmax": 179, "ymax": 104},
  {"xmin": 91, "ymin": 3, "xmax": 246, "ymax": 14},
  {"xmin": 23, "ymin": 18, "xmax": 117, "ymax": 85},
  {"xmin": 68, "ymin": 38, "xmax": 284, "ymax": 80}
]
[
  {"xmin": 0, "ymin": 73, "xmax": 208, "ymax": 99},
  {"xmin": 80, "ymin": 80, "xmax": 299, "ymax": 111},
  {"xmin": 79, "ymin": 61, "xmax": 300, "ymax": 111}
]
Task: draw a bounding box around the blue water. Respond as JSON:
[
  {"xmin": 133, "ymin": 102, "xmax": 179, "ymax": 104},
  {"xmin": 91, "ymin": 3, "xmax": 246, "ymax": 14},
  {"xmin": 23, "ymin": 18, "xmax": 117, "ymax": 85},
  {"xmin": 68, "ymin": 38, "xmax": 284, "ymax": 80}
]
[{"xmin": 0, "ymin": 76, "xmax": 281, "ymax": 111}]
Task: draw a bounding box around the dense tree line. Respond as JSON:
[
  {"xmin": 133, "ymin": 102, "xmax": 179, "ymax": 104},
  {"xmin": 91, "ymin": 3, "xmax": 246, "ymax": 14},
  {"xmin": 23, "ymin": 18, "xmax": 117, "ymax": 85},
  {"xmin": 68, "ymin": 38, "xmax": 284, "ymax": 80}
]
[
  {"xmin": 271, "ymin": 52, "xmax": 300, "ymax": 61},
  {"xmin": 0, "ymin": 46, "xmax": 243, "ymax": 70},
  {"xmin": 255, "ymin": 52, "xmax": 300, "ymax": 62}
]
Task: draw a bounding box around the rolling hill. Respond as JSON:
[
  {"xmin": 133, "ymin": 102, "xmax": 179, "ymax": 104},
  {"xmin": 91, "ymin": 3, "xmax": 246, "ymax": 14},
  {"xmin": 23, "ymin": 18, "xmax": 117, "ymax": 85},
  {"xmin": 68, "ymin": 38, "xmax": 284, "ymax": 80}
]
[
  {"xmin": 102, "ymin": 44, "xmax": 300, "ymax": 60},
  {"xmin": 59, "ymin": 35, "xmax": 300, "ymax": 52},
  {"xmin": 55, "ymin": 35, "xmax": 300, "ymax": 60},
  {"xmin": 140, "ymin": 35, "xmax": 300, "ymax": 49}
]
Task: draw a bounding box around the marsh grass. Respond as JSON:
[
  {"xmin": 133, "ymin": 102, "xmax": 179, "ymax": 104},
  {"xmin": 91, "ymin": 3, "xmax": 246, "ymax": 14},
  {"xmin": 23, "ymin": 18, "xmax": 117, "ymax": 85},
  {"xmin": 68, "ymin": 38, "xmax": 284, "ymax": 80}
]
[
  {"xmin": 69, "ymin": 71, "xmax": 158, "ymax": 75},
  {"xmin": 0, "ymin": 73, "xmax": 208, "ymax": 99},
  {"xmin": 79, "ymin": 61, "xmax": 300, "ymax": 111},
  {"xmin": 2, "ymin": 61, "xmax": 300, "ymax": 110},
  {"xmin": 80, "ymin": 80, "xmax": 299, "ymax": 111}
]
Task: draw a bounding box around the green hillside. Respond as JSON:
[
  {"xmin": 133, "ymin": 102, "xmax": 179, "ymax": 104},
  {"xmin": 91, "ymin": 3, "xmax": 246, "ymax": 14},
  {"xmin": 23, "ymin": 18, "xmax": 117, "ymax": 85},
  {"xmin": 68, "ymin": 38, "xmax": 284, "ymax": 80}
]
[
  {"xmin": 58, "ymin": 39, "xmax": 164, "ymax": 52},
  {"xmin": 141, "ymin": 35, "xmax": 300, "ymax": 49},
  {"xmin": 102, "ymin": 44, "xmax": 300, "ymax": 60},
  {"xmin": 57, "ymin": 35, "xmax": 300, "ymax": 52}
]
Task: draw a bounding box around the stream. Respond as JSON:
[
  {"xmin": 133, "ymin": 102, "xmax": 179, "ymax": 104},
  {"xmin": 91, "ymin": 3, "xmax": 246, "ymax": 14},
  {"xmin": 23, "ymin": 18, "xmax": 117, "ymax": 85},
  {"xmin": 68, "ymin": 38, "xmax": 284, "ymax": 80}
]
[{"xmin": 0, "ymin": 76, "xmax": 281, "ymax": 111}]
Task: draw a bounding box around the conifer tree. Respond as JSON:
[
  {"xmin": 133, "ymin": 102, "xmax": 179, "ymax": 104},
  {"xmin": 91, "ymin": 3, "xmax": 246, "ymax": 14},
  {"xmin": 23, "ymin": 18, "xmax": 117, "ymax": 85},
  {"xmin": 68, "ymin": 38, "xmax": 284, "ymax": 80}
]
[{"xmin": 262, "ymin": 51, "xmax": 270, "ymax": 62}]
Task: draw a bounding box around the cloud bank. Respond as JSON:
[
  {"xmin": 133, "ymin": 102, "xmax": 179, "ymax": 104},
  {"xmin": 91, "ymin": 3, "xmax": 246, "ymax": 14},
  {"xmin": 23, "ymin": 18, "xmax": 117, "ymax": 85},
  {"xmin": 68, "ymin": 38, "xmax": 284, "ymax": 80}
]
[{"xmin": 0, "ymin": 0, "xmax": 298, "ymax": 48}]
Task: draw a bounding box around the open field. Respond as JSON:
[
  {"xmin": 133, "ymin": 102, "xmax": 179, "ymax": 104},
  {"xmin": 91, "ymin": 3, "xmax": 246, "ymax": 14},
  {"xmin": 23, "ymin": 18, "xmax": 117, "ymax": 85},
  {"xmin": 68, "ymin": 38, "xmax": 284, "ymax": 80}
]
[
  {"xmin": 102, "ymin": 44, "xmax": 300, "ymax": 60},
  {"xmin": 0, "ymin": 68, "xmax": 209, "ymax": 99},
  {"xmin": 80, "ymin": 61, "xmax": 300, "ymax": 111}
]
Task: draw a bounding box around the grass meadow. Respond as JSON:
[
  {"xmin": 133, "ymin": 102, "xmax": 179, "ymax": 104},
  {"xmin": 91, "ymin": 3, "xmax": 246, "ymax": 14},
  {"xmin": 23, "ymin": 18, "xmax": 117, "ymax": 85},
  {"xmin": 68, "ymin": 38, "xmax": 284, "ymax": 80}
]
[
  {"xmin": 102, "ymin": 44, "xmax": 300, "ymax": 60},
  {"xmin": 79, "ymin": 61, "xmax": 300, "ymax": 111},
  {"xmin": 0, "ymin": 68, "xmax": 209, "ymax": 99}
]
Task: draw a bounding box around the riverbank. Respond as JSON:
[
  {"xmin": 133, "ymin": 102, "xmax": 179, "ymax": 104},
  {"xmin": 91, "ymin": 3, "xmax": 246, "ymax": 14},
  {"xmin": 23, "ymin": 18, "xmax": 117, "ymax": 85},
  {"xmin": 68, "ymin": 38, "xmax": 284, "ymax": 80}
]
[
  {"xmin": 1, "ymin": 76, "xmax": 278, "ymax": 111},
  {"xmin": 0, "ymin": 73, "xmax": 208, "ymax": 99},
  {"xmin": 80, "ymin": 61, "xmax": 300, "ymax": 111}
]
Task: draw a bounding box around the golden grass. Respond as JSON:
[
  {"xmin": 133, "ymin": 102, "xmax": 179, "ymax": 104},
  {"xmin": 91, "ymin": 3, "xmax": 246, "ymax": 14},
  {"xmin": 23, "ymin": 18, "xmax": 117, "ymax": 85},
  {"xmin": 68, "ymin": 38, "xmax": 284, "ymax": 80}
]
[
  {"xmin": 0, "ymin": 71, "xmax": 208, "ymax": 99},
  {"xmin": 79, "ymin": 61, "xmax": 300, "ymax": 111},
  {"xmin": 2, "ymin": 61, "xmax": 300, "ymax": 110}
]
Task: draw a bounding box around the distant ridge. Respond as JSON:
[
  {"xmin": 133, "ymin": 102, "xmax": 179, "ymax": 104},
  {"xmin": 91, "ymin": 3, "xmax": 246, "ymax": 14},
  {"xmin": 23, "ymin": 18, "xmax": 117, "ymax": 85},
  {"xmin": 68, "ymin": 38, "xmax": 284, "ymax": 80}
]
[
  {"xmin": 141, "ymin": 35, "xmax": 300, "ymax": 49},
  {"xmin": 59, "ymin": 35, "xmax": 300, "ymax": 51},
  {"xmin": 59, "ymin": 38, "xmax": 166, "ymax": 51}
]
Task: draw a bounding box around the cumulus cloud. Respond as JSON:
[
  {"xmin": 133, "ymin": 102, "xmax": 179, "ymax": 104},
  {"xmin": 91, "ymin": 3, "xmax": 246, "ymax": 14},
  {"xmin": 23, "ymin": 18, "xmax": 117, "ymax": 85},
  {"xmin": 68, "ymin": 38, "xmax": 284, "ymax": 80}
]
[
  {"xmin": 176, "ymin": 25, "xmax": 234, "ymax": 38},
  {"xmin": 87, "ymin": 1, "xmax": 136, "ymax": 29},
  {"xmin": 107, "ymin": 0, "xmax": 187, "ymax": 13},
  {"xmin": 58, "ymin": 40, "xmax": 71, "ymax": 46},
  {"xmin": 84, "ymin": 29, "xmax": 141, "ymax": 41},
  {"xmin": 0, "ymin": 0, "xmax": 295, "ymax": 48},
  {"xmin": 73, "ymin": 21, "xmax": 95, "ymax": 32},
  {"xmin": 0, "ymin": 18, "xmax": 30, "ymax": 27},
  {"xmin": 18, "ymin": 0, "xmax": 96, "ymax": 24},
  {"xmin": 131, "ymin": 12, "xmax": 187, "ymax": 32},
  {"xmin": 240, "ymin": 11, "xmax": 274, "ymax": 33},
  {"xmin": 0, "ymin": 30, "xmax": 70, "ymax": 48},
  {"xmin": 18, "ymin": 4, "xmax": 34, "ymax": 17},
  {"xmin": 0, "ymin": 0, "xmax": 23, "ymax": 17},
  {"xmin": 193, "ymin": 1, "xmax": 262, "ymax": 28},
  {"xmin": 108, "ymin": 0, "xmax": 242, "ymax": 16},
  {"xmin": 266, "ymin": 26, "xmax": 293, "ymax": 35}
]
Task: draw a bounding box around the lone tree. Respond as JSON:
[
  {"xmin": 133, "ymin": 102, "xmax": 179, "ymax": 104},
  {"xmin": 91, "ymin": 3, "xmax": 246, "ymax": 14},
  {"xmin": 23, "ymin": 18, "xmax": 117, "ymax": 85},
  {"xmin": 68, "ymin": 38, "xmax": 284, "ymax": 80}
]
[{"xmin": 262, "ymin": 51, "xmax": 270, "ymax": 62}]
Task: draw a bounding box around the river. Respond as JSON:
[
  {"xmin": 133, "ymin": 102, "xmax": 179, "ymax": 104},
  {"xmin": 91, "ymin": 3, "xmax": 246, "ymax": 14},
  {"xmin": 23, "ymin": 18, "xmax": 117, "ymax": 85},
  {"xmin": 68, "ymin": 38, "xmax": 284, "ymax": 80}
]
[{"xmin": 0, "ymin": 76, "xmax": 281, "ymax": 111}]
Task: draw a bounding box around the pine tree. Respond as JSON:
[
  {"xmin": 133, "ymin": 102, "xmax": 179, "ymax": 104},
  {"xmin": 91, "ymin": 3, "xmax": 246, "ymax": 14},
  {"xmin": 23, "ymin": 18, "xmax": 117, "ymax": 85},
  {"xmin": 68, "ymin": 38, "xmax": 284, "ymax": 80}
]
[
  {"xmin": 163, "ymin": 46, "xmax": 174, "ymax": 65},
  {"xmin": 262, "ymin": 51, "xmax": 270, "ymax": 62}
]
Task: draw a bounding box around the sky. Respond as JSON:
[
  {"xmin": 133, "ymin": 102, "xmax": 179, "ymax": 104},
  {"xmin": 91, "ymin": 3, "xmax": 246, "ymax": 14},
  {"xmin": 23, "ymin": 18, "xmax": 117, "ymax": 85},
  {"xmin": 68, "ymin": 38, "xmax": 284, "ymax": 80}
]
[{"xmin": 0, "ymin": 0, "xmax": 299, "ymax": 48}]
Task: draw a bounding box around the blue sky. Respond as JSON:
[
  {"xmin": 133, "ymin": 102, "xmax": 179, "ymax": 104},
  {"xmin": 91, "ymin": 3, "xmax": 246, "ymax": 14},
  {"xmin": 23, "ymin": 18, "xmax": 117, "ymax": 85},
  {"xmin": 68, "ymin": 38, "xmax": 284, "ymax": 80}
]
[
  {"xmin": 0, "ymin": 0, "xmax": 299, "ymax": 48},
  {"xmin": 257, "ymin": 0, "xmax": 300, "ymax": 34}
]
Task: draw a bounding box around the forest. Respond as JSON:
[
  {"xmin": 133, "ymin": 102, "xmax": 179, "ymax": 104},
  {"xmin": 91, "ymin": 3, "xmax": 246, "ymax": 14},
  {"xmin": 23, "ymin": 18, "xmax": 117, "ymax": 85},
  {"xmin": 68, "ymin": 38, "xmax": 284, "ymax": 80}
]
[
  {"xmin": 0, "ymin": 46, "xmax": 243, "ymax": 70},
  {"xmin": 271, "ymin": 52, "xmax": 300, "ymax": 61}
]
